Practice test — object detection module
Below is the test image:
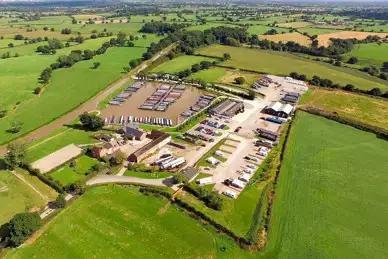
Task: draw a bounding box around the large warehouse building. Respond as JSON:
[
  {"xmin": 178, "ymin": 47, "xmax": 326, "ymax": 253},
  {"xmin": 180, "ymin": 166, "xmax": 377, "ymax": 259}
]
[
  {"xmin": 128, "ymin": 130, "xmax": 171, "ymax": 163},
  {"xmin": 265, "ymin": 102, "xmax": 294, "ymax": 118}
]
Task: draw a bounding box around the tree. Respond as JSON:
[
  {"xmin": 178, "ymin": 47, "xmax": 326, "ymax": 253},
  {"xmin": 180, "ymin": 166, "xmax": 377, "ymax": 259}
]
[
  {"xmin": 79, "ymin": 112, "xmax": 104, "ymax": 131},
  {"xmin": 55, "ymin": 194, "xmax": 66, "ymax": 208},
  {"xmin": 383, "ymin": 61, "xmax": 388, "ymax": 69},
  {"xmin": 8, "ymin": 43, "xmax": 14, "ymax": 48},
  {"xmin": 83, "ymin": 49, "xmax": 94, "ymax": 60},
  {"xmin": 234, "ymin": 76, "xmax": 245, "ymax": 85},
  {"xmin": 172, "ymin": 173, "xmax": 185, "ymax": 184},
  {"xmin": 4, "ymin": 141, "xmax": 27, "ymax": 169},
  {"xmin": 64, "ymin": 181, "xmax": 85, "ymax": 195},
  {"xmin": 7, "ymin": 212, "xmax": 42, "ymax": 247},
  {"xmin": 109, "ymin": 151, "xmax": 126, "ymax": 166},
  {"xmin": 347, "ymin": 56, "xmax": 358, "ymax": 64},
  {"xmin": 92, "ymin": 62, "xmax": 101, "ymax": 69},
  {"xmin": 129, "ymin": 59, "xmax": 139, "ymax": 68},
  {"xmin": 368, "ymin": 87, "xmax": 382, "ymax": 96},
  {"xmin": 222, "ymin": 53, "xmax": 231, "ymax": 61},
  {"xmin": 14, "ymin": 34, "xmax": 24, "ymax": 40},
  {"xmin": 9, "ymin": 121, "xmax": 23, "ymax": 133}
]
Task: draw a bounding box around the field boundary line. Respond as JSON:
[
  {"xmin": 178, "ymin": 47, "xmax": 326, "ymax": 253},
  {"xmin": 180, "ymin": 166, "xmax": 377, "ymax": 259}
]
[
  {"xmin": 11, "ymin": 170, "xmax": 48, "ymax": 201},
  {"xmin": 27, "ymin": 128, "xmax": 73, "ymax": 150}
]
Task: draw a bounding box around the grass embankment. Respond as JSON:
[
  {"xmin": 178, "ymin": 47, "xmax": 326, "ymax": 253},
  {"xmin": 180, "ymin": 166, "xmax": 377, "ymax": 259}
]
[
  {"xmin": 197, "ymin": 44, "xmax": 388, "ymax": 91},
  {"xmin": 123, "ymin": 170, "xmax": 173, "ymax": 179},
  {"xmin": 0, "ymin": 169, "xmax": 57, "ymax": 226},
  {"xmin": 6, "ymin": 186, "xmax": 255, "ymax": 258},
  {"xmin": 264, "ymin": 111, "xmax": 388, "ymax": 258},
  {"xmin": 301, "ymin": 88, "xmax": 388, "ymax": 130},
  {"xmin": 0, "ymin": 46, "xmax": 146, "ymax": 144}
]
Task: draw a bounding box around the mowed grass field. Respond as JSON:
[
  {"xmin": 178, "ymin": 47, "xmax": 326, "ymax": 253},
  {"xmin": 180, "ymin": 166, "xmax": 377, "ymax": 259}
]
[
  {"xmin": 197, "ymin": 45, "xmax": 388, "ymax": 91},
  {"xmin": 151, "ymin": 55, "xmax": 216, "ymax": 74},
  {"xmin": 264, "ymin": 112, "xmax": 388, "ymax": 259},
  {"xmin": 50, "ymin": 155, "xmax": 99, "ymax": 185},
  {"xmin": 0, "ymin": 170, "xmax": 57, "ymax": 226},
  {"xmin": 6, "ymin": 186, "xmax": 255, "ymax": 259},
  {"xmin": 301, "ymin": 89, "xmax": 388, "ymax": 130},
  {"xmin": 344, "ymin": 43, "xmax": 388, "ymax": 68},
  {"xmin": 0, "ymin": 46, "xmax": 146, "ymax": 144}
]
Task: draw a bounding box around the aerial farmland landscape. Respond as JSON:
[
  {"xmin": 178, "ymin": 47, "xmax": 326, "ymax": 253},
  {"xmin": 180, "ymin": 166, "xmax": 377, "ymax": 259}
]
[{"xmin": 0, "ymin": 0, "xmax": 387, "ymax": 258}]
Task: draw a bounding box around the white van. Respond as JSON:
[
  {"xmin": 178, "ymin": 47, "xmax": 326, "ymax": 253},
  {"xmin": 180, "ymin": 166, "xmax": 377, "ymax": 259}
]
[{"xmin": 223, "ymin": 190, "xmax": 237, "ymax": 199}]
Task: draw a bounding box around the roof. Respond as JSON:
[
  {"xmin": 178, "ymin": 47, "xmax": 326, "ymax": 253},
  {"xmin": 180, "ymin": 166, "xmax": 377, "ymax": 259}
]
[
  {"xmin": 130, "ymin": 130, "xmax": 171, "ymax": 159},
  {"xmin": 182, "ymin": 167, "xmax": 199, "ymax": 182},
  {"xmin": 122, "ymin": 124, "xmax": 145, "ymax": 139},
  {"xmin": 266, "ymin": 102, "xmax": 283, "ymax": 112},
  {"xmin": 280, "ymin": 103, "xmax": 293, "ymax": 114},
  {"xmin": 266, "ymin": 102, "xmax": 293, "ymax": 114}
]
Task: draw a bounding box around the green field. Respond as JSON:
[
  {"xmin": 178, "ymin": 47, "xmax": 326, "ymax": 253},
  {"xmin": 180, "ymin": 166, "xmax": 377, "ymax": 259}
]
[
  {"xmin": 0, "ymin": 46, "xmax": 146, "ymax": 144},
  {"xmin": 344, "ymin": 43, "xmax": 388, "ymax": 68},
  {"xmin": 50, "ymin": 155, "xmax": 99, "ymax": 185},
  {"xmin": 6, "ymin": 186, "xmax": 255, "ymax": 258},
  {"xmin": 248, "ymin": 25, "xmax": 288, "ymax": 35},
  {"xmin": 151, "ymin": 55, "xmax": 216, "ymax": 74},
  {"xmin": 265, "ymin": 112, "xmax": 388, "ymax": 258},
  {"xmin": 0, "ymin": 170, "xmax": 57, "ymax": 226},
  {"xmin": 187, "ymin": 67, "xmax": 227, "ymax": 82},
  {"xmin": 301, "ymin": 89, "xmax": 388, "ymax": 130},
  {"xmin": 197, "ymin": 45, "xmax": 388, "ymax": 90}
]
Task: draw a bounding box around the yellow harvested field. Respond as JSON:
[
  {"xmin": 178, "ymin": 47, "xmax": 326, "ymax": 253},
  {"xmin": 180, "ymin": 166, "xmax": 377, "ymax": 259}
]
[
  {"xmin": 259, "ymin": 32, "xmax": 311, "ymax": 46},
  {"xmin": 317, "ymin": 31, "xmax": 388, "ymax": 47},
  {"xmin": 277, "ymin": 22, "xmax": 311, "ymax": 28}
]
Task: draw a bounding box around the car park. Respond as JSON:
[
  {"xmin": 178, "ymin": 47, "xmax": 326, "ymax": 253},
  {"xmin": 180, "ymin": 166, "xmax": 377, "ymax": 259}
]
[{"xmin": 222, "ymin": 190, "xmax": 237, "ymax": 199}]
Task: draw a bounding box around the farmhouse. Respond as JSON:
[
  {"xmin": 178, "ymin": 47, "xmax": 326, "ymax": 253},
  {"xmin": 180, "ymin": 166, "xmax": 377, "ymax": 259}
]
[
  {"xmin": 118, "ymin": 124, "xmax": 146, "ymax": 140},
  {"xmin": 128, "ymin": 130, "xmax": 171, "ymax": 163},
  {"xmin": 265, "ymin": 101, "xmax": 294, "ymax": 118}
]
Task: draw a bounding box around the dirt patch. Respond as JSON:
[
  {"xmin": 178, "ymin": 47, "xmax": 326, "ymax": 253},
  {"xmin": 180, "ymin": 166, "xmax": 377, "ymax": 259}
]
[
  {"xmin": 317, "ymin": 31, "xmax": 388, "ymax": 47},
  {"xmin": 277, "ymin": 22, "xmax": 311, "ymax": 28},
  {"xmin": 260, "ymin": 32, "xmax": 312, "ymax": 46},
  {"xmin": 218, "ymin": 70, "xmax": 262, "ymax": 87},
  {"xmin": 157, "ymin": 201, "xmax": 171, "ymax": 216},
  {"xmin": 31, "ymin": 144, "xmax": 83, "ymax": 173}
]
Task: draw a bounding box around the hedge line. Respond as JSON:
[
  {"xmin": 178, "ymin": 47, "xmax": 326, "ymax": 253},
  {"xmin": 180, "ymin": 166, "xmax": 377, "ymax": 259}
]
[
  {"xmin": 299, "ymin": 106, "xmax": 388, "ymax": 140},
  {"xmin": 20, "ymin": 163, "xmax": 64, "ymax": 193}
]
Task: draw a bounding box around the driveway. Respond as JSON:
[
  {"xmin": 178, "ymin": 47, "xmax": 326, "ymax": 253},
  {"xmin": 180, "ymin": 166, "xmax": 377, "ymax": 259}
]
[{"xmin": 86, "ymin": 175, "xmax": 174, "ymax": 187}]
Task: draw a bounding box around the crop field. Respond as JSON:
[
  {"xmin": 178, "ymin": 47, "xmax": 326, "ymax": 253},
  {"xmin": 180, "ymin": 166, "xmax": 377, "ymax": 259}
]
[
  {"xmin": 6, "ymin": 186, "xmax": 255, "ymax": 259},
  {"xmin": 317, "ymin": 31, "xmax": 388, "ymax": 47},
  {"xmin": 0, "ymin": 46, "xmax": 146, "ymax": 144},
  {"xmin": 259, "ymin": 32, "xmax": 311, "ymax": 46},
  {"xmin": 197, "ymin": 45, "xmax": 388, "ymax": 91},
  {"xmin": 151, "ymin": 55, "xmax": 216, "ymax": 74},
  {"xmin": 344, "ymin": 43, "xmax": 388, "ymax": 68},
  {"xmin": 300, "ymin": 88, "xmax": 388, "ymax": 130},
  {"xmin": 265, "ymin": 112, "xmax": 388, "ymax": 259},
  {"xmin": 277, "ymin": 22, "xmax": 311, "ymax": 28},
  {"xmin": 50, "ymin": 155, "xmax": 99, "ymax": 185},
  {"xmin": 0, "ymin": 170, "xmax": 56, "ymax": 226},
  {"xmin": 248, "ymin": 25, "xmax": 288, "ymax": 35}
]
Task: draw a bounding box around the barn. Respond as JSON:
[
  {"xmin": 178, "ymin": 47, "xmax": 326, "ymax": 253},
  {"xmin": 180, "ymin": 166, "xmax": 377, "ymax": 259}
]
[{"xmin": 265, "ymin": 102, "xmax": 294, "ymax": 118}]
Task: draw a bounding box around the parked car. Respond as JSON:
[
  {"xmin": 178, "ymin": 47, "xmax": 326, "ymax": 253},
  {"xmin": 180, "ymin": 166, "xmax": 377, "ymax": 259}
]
[
  {"xmin": 223, "ymin": 178, "xmax": 233, "ymax": 186},
  {"xmin": 234, "ymin": 126, "xmax": 242, "ymax": 133}
]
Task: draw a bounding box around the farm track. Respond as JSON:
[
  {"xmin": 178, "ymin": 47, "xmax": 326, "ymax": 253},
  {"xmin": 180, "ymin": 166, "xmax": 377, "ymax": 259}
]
[
  {"xmin": 11, "ymin": 170, "xmax": 48, "ymax": 201},
  {"xmin": 0, "ymin": 44, "xmax": 175, "ymax": 155}
]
